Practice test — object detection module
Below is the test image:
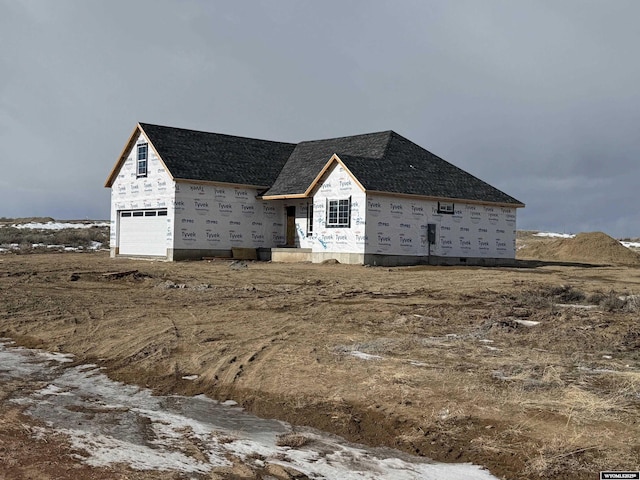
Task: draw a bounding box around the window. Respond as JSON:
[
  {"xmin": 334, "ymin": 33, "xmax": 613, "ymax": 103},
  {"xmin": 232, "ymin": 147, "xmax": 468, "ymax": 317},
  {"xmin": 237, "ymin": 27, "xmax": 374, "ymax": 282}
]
[
  {"xmin": 306, "ymin": 202, "xmax": 313, "ymax": 236},
  {"xmin": 121, "ymin": 209, "xmax": 167, "ymax": 217},
  {"xmin": 437, "ymin": 201, "xmax": 454, "ymax": 214},
  {"xmin": 137, "ymin": 143, "xmax": 148, "ymax": 178},
  {"xmin": 326, "ymin": 197, "xmax": 351, "ymax": 228}
]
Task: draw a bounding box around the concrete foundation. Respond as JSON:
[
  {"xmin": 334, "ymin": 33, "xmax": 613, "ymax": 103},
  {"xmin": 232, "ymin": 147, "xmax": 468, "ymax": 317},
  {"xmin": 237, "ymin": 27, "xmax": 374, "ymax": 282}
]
[
  {"xmin": 168, "ymin": 248, "xmax": 232, "ymax": 261},
  {"xmin": 362, "ymin": 254, "xmax": 517, "ymax": 267},
  {"xmin": 272, "ymin": 250, "xmax": 515, "ymax": 267},
  {"xmin": 113, "ymin": 247, "xmax": 516, "ymax": 267},
  {"xmin": 311, "ymin": 252, "xmax": 366, "ymax": 264},
  {"xmin": 271, "ymin": 248, "xmax": 312, "ymax": 263}
]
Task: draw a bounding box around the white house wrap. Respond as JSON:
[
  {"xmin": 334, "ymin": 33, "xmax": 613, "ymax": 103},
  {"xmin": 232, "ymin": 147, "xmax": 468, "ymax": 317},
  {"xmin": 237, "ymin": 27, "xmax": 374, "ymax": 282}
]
[{"xmin": 106, "ymin": 123, "xmax": 524, "ymax": 265}]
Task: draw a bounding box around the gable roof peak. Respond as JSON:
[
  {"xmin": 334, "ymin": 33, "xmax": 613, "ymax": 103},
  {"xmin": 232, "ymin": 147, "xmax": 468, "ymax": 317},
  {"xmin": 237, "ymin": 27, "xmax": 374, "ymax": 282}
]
[{"xmin": 106, "ymin": 122, "xmax": 296, "ymax": 188}]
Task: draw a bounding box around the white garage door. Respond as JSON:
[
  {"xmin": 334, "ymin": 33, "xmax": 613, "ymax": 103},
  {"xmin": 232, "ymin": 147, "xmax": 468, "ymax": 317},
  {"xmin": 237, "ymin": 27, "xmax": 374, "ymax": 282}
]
[{"xmin": 119, "ymin": 209, "xmax": 168, "ymax": 256}]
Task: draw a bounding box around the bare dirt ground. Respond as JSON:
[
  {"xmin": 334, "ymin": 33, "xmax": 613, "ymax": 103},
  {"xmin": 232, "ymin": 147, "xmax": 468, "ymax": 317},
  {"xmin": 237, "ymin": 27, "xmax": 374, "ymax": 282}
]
[{"xmin": 1, "ymin": 251, "xmax": 639, "ymax": 479}]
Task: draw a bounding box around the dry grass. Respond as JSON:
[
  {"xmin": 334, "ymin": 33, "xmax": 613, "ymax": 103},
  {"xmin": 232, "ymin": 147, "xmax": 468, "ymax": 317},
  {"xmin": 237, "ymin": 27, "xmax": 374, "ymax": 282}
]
[
  {"xmin": 0, "ymin": 224, "xmax": 109, "ymax": 249},
  {"xmin": 1, "ymin": 253, "xmax": 640, "ymax": 480},
  {"xmin": 561, "ymin": 386, "xmax": 633, "ymax": 423},
  {"xmin": 524, "ymin": 436, "xmax": 599, "ymax": 477},
  {"xmin": 615, "ymin": 371, "xmax": 640, "ymax": 397},
  {"xmin": 524, "ymin": 429, "xmax": 640, "ymax": 477}
]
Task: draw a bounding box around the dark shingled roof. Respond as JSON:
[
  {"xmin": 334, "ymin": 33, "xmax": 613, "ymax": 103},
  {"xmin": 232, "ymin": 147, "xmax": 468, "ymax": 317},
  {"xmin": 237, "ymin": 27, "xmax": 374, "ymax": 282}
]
[
  {"xmin": 139, "ymin": 123, "xmax": 296, "ymax": 187},
  {"xmin": 264, "ymin": 130, "xmax": 523, "ymax": 206},
  {"xmin": 113, "ymin": 124, "xmax": 521, "ymax": 206},
  {"xmin": 263, "ymin": 131, "xmax": 393, "ymax": 196}
]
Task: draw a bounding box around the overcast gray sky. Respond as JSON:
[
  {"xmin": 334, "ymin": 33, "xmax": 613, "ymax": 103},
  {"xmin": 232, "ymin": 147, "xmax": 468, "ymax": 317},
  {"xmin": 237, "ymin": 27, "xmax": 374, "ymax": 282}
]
[{"xmin": 1, "ymin": 0, "xmax": 638, "ymax": 236}]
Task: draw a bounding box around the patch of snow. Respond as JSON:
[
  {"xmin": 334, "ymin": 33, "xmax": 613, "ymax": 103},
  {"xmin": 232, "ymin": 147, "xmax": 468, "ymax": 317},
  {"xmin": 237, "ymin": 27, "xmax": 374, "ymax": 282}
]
[
  {"xmin": 479, "ymin": 339, "xmax": 494, "ymax": 343},
  {"xmin": 602, "ymin": 355, "xmax": 613, "ymax": 359},
  {"xmin": 62, "ymin": 428, "xmax": 221, "ymax": 473},
  {"xmin": 484, "ymin": 346, "xmax": 500, "ymax": 351},
  {"xmin": 76, "ymin": 364, "xmax": 99, "ymax": 371},
  {"xmin": 193, "ymin": 393, "xmax": 218, "ymax": 403},
  {"xmin": 1, "ymin": 342, "xmax": 499, "ymax": 480},
  {"xmin": 181, "ymin": 374, "xmax": 199, "ymax": 381},
  {"xmin": 491, "ymin": 371, "xmax": 510, "ymax": 381},
  {"xmin": 555, "ymin": 304, "xmax": 598, "ymax": 310},
  {"xmin": 350, "ymin": 351, "xmax": 383, "ymax": 361},
  {"xmin": 37, "ymin": 351, "xmax": 75, "ymax": 363},
  {"xmin": 226, "ymin": 430, "xmax": 498, "ymax": 480},
  {"xmin": 37, "ymin": 384, "xmax": 73, "ymax": 396},
  {"xmin": 534, "ymin": 232, "xmax": 575, "ymax": 238},
  {"xmin": 13, "ymin": 221, "xmax": 109, "ymax": 230},
  {"xmin": 221, "ymin": 399, "xmax": 238, "ymax": 406},
  {"xmin": 513, "ymin": 320, "xmax": 540, "ymax": 327},
  {"xmin": 89, "ymin": 241, "xmax": 103, "ymax": 250},
  {"xmin": 618, "ymin": 294, "xmax": 640, "ymax": 302},
  {"xmin": 577, "ymin": 366, "xmax": 622, "ymax": 374},
  {"xmin": 621, "ymin": 241, "xmax": 640, "ymax": 249},
  {"xmin": 408, "ymin": 360, "xmax": 427, "ymax": 367},
  {"xmin": 0, "ymin": 347, "xmax": 53, "ymax": 378}
]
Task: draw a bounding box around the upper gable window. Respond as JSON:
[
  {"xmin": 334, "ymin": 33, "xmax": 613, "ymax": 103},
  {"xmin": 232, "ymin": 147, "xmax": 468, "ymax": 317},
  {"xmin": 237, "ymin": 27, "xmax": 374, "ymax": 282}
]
[
  {"xmin": 137, "ymin": 143, "xmax": 148, "ymax": 178},
  {"xmin": 326, "ymin": 197, "xmax": 351, "ymax": 228}
]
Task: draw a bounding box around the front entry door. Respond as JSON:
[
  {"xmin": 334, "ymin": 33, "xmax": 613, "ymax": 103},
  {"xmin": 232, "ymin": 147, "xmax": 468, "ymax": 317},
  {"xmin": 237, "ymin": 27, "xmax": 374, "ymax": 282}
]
[{"xmin": 286, "ymin": 206, "xmax": 296, "ymax": 246}]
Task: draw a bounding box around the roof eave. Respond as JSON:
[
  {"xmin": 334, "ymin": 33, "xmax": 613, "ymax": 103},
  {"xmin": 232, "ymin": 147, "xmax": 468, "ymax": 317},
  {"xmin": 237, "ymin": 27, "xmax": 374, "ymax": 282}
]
[
  {"xmin": 260, "ymin": 194, "xmax": 309, "ymax": 200},
  {"xmin": 366, "ymin": 190, "xmax": 525, "ymax": 208},
  {"xmin": 174, "ymin": 178, "xmax": 270, "ymax": 190}
]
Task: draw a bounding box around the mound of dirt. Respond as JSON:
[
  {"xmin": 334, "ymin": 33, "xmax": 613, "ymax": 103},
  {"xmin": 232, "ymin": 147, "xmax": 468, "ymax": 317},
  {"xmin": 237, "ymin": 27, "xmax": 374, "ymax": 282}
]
[{"xmin": 518, "ymin": 231, "xmax": 640, "ymax": 265}]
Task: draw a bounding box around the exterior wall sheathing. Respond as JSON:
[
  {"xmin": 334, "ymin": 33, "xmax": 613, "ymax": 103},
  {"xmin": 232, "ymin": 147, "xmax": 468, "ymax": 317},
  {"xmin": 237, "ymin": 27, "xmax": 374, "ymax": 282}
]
[
  {"xmin": 109, "ymin": 132, "xmax": 175, "ymax": 257},
  {"xmin": 268, "ymin": 164, "xmax": 517, "ymax": 266},
  {"xmin": 363, "ymin": 194, "xmax": 517, "ymax": 265},
  {"xmin": 301, "ymin": 163, "xmax": 367, "ymax": 256},
  {"xmin": 171, "ymin": 183, "xmax": 287, "ymax": 260}
]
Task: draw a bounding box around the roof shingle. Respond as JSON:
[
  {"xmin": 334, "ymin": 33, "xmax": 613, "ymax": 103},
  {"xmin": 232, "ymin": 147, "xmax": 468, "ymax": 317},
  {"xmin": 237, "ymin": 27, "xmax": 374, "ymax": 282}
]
[
  {"xmin": 264, "ymin": 130, "xmax": 523, "ymax": 206},
  {"xmin": 139, "ymin": 123, "xmax": 296, "ymax": 187},
  {"xmin": 263, "ymin": 131, "xmax": 393, "ymax": 196},
  {"xmin": 109, "ymin": 123, "xmax": 522, "ymax": 206}
]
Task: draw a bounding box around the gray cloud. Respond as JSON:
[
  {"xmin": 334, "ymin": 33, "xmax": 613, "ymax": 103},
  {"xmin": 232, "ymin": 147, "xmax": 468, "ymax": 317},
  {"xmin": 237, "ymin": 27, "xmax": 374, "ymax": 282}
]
[{"xmin": 1, "ymin": 0, "xmax": 638, "ymax": 236}]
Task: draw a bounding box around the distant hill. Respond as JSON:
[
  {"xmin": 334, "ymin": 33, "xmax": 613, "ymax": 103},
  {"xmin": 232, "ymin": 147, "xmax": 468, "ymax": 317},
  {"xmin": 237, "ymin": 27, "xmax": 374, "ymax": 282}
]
[{"xmin": 0, "ymin": 217, "xmax": 55, "ymax": 224}]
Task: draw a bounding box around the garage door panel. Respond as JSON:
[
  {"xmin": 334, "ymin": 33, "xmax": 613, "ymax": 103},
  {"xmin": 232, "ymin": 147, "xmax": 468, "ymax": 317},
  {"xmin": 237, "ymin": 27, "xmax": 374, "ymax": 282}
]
[{"xmin": 119, "ymin": 210, "xmax": 168, "ymax": 256}]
